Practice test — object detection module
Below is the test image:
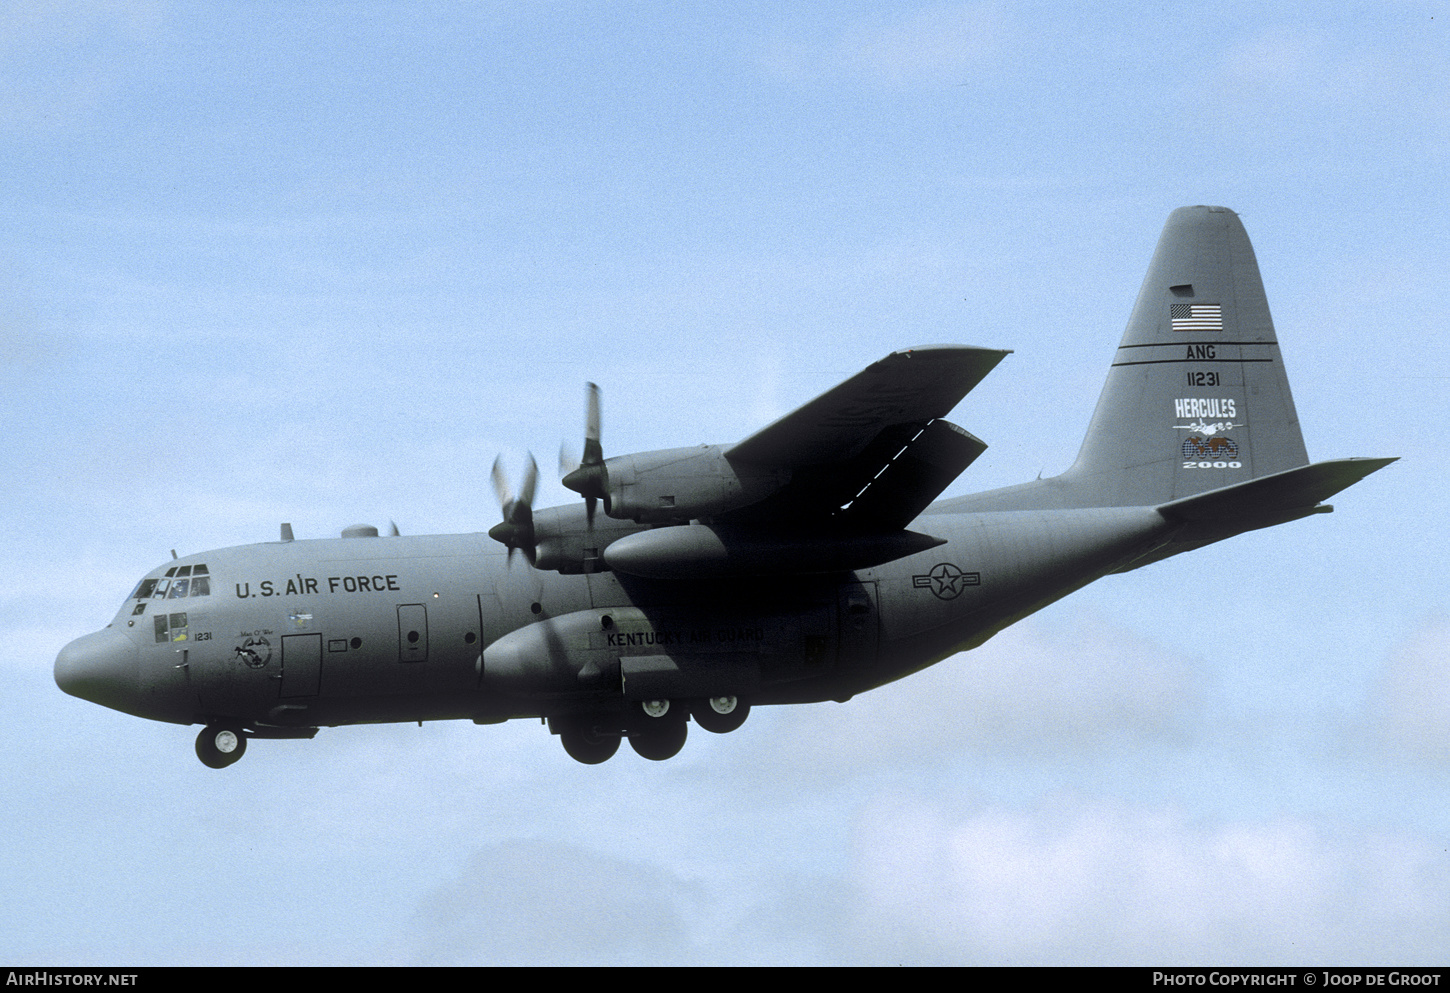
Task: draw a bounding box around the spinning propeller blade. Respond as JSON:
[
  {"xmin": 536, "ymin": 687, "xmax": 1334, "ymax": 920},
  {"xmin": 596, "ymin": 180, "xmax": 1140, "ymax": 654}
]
[
  {"xmin": 561, "ymin": 381, "xmax": 610, "ymax": 524},
  {"xmin": 488, "ymin": 454, "xmax": 538, "ymax": 566}
]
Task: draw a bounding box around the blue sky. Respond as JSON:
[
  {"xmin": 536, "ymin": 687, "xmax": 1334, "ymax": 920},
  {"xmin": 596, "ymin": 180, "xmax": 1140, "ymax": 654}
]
[{"xmin": 4, "ymin": 1, "xmax": 1447, "ymax": 965}]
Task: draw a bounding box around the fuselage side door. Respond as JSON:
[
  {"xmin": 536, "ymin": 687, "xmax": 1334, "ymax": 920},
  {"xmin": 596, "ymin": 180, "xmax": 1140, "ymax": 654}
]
[
  {"xmin": 279, "ymin": 633, "xmax": 322, "ymax": 697},
  {"xmin": 397, "ymin": 603, "xmax": 428, "ymax": 663}
]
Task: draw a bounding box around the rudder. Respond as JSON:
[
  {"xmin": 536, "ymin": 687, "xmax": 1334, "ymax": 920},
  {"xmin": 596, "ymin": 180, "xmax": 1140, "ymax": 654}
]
[{"xmin": 1062, "ymin": 206, "xmax": 1309, "ymax": 506}]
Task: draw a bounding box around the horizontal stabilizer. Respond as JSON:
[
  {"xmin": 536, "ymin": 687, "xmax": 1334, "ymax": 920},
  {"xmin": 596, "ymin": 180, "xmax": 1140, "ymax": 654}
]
[{"xmin": 1158, "ymin": 457, "xmax": 1397, "ymax": 523}]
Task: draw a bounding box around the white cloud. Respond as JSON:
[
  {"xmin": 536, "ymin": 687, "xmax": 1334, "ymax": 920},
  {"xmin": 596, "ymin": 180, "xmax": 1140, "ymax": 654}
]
[
  {"xmin": 740, "ymin": 613, "xmax": 1199, "ymax": 775},
  {"xmin": 409, "ymin": 839, "xmax": 701, "ymax": 965},
  {"xmin": 758, "ymin": 2, "xmax": 1008, "ymax": 89},
  {"xmin": 850, "ymin": 794, "xmax": 1450, "ymax": 964},
  {"xmin": 1217, "ymin": 26, "xmax": 1332, "ymax": 102},
  {"xmin": 403, "ymin": 791, "xmax": 1450, "ymax": 965},
  {"xmin": 1203, "ymin": 20, "xmax": 1450, "ymax": 140},
  {"xmin": 1376, "ymin": 616, "xmax": 1450, "ymax": 764}
]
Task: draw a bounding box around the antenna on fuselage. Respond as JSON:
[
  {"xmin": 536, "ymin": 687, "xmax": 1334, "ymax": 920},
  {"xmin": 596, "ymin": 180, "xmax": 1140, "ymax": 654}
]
[{"xmin": 280, "ymin": 523, "xmax": 294, "ymax": 542}]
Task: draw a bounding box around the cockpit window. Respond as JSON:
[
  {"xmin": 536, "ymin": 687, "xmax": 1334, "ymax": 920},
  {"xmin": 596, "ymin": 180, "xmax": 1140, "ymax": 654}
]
[{"xmin": 133, "ymin": 565, "xmax": 210, "ymax": 601}]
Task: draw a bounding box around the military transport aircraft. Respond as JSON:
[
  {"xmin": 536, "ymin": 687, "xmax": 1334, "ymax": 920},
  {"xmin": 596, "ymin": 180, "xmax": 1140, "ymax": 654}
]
[{"xmin": 55, "ymin": 206, "xmax": 1394, "ymax": 767}]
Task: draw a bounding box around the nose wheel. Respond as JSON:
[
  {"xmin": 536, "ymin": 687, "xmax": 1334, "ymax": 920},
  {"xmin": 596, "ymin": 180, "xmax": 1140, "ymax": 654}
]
[{"xmin": 195, "ymin": 723, "xmax": 247, "ymax": 768}]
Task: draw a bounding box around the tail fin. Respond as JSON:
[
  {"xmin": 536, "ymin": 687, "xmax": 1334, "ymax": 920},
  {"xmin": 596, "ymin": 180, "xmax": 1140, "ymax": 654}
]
[{"xmin": 1062, "ymin": 205, "xmax": 1309, "ymax": 506}]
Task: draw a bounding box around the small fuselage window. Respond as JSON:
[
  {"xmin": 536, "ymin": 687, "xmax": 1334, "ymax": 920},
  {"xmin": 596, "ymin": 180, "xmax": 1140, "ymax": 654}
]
[{"xmin": 154, "ymin": 612, "xmax": 189, "ymax": 644}]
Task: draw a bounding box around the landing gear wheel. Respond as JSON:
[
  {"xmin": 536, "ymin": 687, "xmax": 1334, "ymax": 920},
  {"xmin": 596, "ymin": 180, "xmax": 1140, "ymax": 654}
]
[
  {"xmin": 557, "ymin": 717, "xmax": 621, "ymax": 765},
  {"xmin": 195, "ymin": 724, "xmax": 247, "ymax": 769},
  {"xmin": 629, "ymin": 701, "xmax": 688, "ymax": 761},
  {"xmin": 691, "ymin": 695, "xmax": 750, "ymax": 734}
]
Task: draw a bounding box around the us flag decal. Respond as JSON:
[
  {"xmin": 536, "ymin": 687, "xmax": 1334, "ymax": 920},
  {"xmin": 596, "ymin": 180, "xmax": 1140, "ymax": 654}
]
[{"xmin": 1171, "ymin": 302, "xmax": 1223, "ymax": 332}]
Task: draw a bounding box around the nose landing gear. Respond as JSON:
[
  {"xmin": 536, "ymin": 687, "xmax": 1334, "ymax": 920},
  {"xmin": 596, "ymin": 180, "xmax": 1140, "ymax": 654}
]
[{"xmin": 195, "ymin": 723, "xmax": 247, "ymax": 768}]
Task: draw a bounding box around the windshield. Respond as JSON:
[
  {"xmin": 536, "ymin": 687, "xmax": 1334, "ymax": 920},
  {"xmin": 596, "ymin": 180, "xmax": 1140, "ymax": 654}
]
[{"xmin": 129, "ymin": 563, "xmax": 212, "ymax": 602}]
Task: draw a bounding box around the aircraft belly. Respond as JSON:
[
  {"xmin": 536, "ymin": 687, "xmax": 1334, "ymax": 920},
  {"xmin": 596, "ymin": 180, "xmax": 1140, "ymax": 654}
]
[{"xmin": 262, "ymin": 693, "xmax": 495, "ymax": 727}]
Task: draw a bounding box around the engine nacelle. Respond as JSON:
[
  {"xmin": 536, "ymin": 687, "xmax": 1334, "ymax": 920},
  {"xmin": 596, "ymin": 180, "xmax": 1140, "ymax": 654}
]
[
  {"xmin": 602, "ymin": 445, "xmax": 791, "ymax": 524},
  {"xmin": 529, "ymin": 504, "xmax": 647, "ymax": 574}
]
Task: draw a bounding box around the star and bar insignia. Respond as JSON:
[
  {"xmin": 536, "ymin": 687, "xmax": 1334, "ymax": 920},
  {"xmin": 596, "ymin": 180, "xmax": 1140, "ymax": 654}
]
[{"xmin": 912, "ymin": 562, "xmax": 980, "ymax": 600}]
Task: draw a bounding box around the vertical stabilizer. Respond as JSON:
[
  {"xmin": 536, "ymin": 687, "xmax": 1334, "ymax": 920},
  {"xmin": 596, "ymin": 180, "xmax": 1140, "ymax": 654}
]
[{"xmin": 1062, "ymin": 206, "xmax": 1308, "ymax": 506}]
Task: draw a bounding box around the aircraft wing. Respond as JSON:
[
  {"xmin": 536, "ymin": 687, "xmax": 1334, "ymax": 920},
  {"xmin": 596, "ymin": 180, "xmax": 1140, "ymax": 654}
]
[{"xmin": 723, "ymin": 345, "xmax": 1009, "ymax": 530}]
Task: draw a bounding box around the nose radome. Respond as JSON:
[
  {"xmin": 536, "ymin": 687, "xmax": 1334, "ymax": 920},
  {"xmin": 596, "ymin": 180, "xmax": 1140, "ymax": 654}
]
[{"xmin": 55, "ymin": 628, "xmax": 141, "ymax": 713}]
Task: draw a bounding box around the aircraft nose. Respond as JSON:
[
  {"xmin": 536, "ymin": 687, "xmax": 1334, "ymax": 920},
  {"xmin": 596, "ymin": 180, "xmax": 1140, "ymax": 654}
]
[{"xmin": 55, "ymin": 628, "xmax": 140, "ymax": 712}]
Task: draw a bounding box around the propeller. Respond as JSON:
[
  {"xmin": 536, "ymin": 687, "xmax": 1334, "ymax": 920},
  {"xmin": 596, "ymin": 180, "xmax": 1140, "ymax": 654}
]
[
  {"xmin": 560, "ymin": 381, "xmax": 610, "ymax": 524},
  {"xmin": 488, "ymin": 453, "xmax": 538, "ymax": 566}
]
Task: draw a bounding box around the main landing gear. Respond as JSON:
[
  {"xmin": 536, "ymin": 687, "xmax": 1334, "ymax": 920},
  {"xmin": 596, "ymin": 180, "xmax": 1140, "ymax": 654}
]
[
  {"xmin": 551, "ymin": 695, "xmax": 752, "ymax": 764},
  {"xmin": 556, "ymin": 715, "xmax": 621, "ymax": 765},
  {"xmin": 629, "ymin": 699, "xmax": 688, "ymax": 761},
  {"xmin": 195, "ymin": 723, "xmax": 247, "ymax": 769},
  {"xmin": 691, "ymin": 695, "xmax": 750, "ymax": 734}
]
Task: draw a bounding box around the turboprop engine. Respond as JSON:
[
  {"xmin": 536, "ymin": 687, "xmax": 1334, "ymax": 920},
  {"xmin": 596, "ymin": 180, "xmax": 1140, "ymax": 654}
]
[{"xmin": 589, "ymin": 445, "xmax": 792, "ymax": 524}]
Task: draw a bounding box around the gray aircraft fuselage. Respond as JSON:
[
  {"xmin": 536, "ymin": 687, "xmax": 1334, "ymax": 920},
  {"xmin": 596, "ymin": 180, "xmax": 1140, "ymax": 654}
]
[
  {"xmin": 55, "ymin": 206, "xmax": 1394, "ymax": 766},
  {"xmin": 60, "ymin": 503, "xmax": 1164, "ymax": 726}
]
